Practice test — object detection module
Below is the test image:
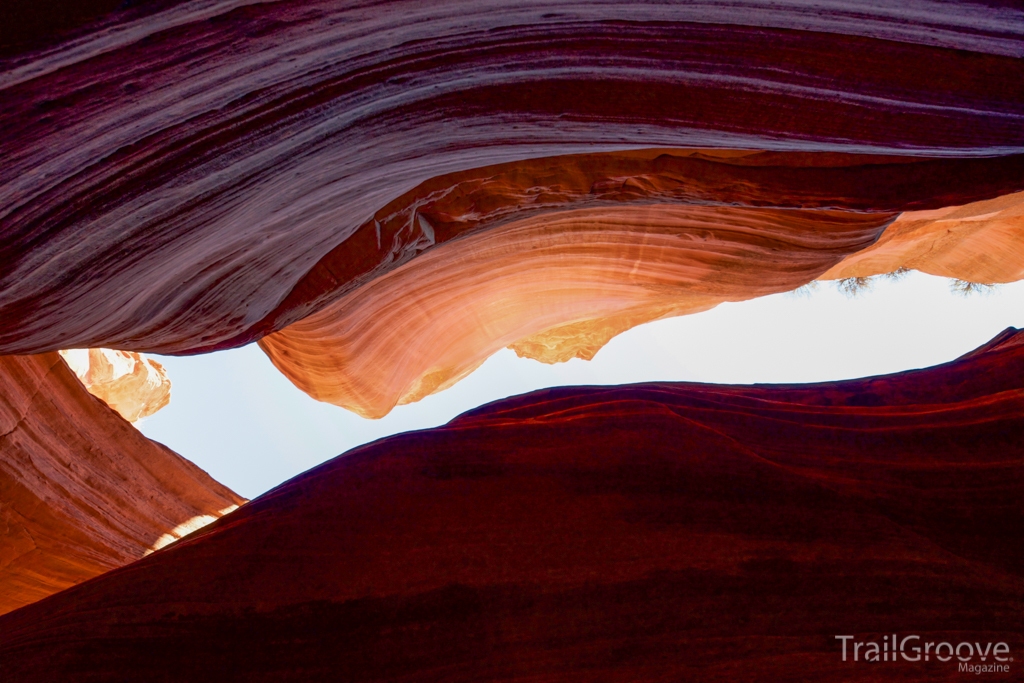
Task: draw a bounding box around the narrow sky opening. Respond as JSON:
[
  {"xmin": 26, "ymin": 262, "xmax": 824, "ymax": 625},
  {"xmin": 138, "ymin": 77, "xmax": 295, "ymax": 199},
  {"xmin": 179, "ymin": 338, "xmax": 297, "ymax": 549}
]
[{"xmin": 137, "ymin": 272, "xmax": 1024, "ymax": 498}]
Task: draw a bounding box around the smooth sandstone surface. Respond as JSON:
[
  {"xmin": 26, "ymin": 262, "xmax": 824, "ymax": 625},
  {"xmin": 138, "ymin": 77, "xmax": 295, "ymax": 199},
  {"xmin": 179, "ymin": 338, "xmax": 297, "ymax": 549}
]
[
  {"xmin": 260, "ymin": 150, "xmax": 1024, "ymax": 335},
  {"xmin": 259, "ymin": 149, "xmax": 1024, "ymax": 417},
  {"xmin": 1, "ymin": 330, "xmax": 1020, "ymax": 681},
  {"xmin": 1, "ymin": 1, "xmax": 1023, "ymax": 355},
  {"xmin": 824, "ymin": 190, "xmax": 1024, "ymax": 283},
  {"xmin": 261, "ymin": 201, "xmax": 892, "ymax": 417},
  {"xmin": 0, "ymin": 352, "xmax": 244, "ymax": 615},
  {"xmin": 58, "ymin": 348, "xmax": 171, "ymax": 422}
]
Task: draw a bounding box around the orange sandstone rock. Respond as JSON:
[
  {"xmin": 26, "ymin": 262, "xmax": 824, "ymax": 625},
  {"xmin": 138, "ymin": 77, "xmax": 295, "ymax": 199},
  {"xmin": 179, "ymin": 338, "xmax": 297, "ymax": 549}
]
[
  {"xmin": 57, "ymin": 348, "xmax": 170, "ymax": 423},
  {"xmin": 258, "ymin": 150, "xmax": 1024, "ymax": 417},
  {"xmin": 0, "ymin": 352, "xmax": 243, "ymax": 615},
  {"xmin": 255, "ymin": 149, "xmax": 1024, "ymax": 418},
  {"xmin": 823, "ymin": 190, "xmax": 1024, "ymax": 284},
  {"xmin": 260, "ymin": 204, "xmax": 890, "ymax": 418}
]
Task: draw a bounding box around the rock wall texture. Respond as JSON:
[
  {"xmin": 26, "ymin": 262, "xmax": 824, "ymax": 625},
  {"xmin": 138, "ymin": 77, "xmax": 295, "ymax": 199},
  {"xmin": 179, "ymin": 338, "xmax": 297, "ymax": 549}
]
[
  {"xmin": 0, "ymin": 353, "xmax": 243, "ymax": 616},
  {"xmin": 824, "ymin": 190, "xmax": 1024, "ymax": 283},
  {"xmin": 1, "ymin": 329, "xmax": 1020, "ymax": 681},
  {"xmin": 260, "ymin": 199, "xmax": 890, "ymax": 417},
  {"xmin": 58, "ymin": 348, "xmax": 171, "ymax": 422},
  {"xmin": 0, "ymin": 6, "xmax": 1022, "ymax": 673},
  {"xmin": 1, "ymin": 0, "xmax": 1023, "ymax": 358},
  {"xmin": 257, "ymin": 150, "xmax": 1024, "ymax": 416}
]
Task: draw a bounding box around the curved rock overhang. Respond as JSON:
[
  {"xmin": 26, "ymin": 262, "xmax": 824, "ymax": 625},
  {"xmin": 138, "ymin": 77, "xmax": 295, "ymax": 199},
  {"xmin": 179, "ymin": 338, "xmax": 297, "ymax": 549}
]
[
  {"xmin": 256, "ymin": 151, "xmax": 1024, "ymax": 416},
  {"xmin": 2, "ymin": 0, "xmax": 1023, "ymax": 360}
]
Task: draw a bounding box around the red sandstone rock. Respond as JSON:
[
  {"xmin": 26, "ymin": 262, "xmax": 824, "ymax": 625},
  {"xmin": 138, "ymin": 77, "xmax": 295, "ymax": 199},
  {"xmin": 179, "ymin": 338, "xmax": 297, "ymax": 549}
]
[
  {"xmin": 1, "ymin": 1, "xmax": 1023, "ymax": 355},
  {"xmin": 0, "ymin": 353, "xmax": 244, "ymax": 615},
  {"xmin": 1, "ymin": 330, "xmax": 1020, "ymax": 681}
]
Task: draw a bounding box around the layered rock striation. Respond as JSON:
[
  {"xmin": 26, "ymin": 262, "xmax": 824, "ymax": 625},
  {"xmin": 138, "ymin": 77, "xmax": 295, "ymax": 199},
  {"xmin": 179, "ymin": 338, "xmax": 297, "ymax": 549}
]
[
  {"xmin": 2, "ymin": 1, "xmax": 1023, "ymax": 357},
  {"xmin": 1, "ymin": 329, "xmax": 1020, "ymax": 680},
  {"xmin": 1, "ymin": 5, "xmax": 1022, "ymax": 661},
  {"xmin": 0, "ymin": 352, "xmax": 244, "ymax": 615},
  {"xmin": 261, "ymin": 200, "xmax": 891, "ymax": 417},
  {"xmin": 257, "ymin": 150, "xmax": 1024, "ymax": 416}
]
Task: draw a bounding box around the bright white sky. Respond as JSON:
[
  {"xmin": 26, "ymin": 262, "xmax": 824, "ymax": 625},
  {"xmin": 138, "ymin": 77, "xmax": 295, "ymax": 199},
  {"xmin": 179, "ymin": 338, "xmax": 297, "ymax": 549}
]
[{"xmin": 137, "ymin": 272, "xmax": 1024, "ymax": 499}]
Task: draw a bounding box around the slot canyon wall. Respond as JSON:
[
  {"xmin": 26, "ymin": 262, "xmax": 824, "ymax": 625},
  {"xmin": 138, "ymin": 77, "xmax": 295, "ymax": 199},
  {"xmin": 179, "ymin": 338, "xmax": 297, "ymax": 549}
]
[
  {"xmin": 0, "ymin": 352, "xmax": 244, "ymax": 615},
  {"xmin": 0, "ymin": 0, "xmax": 1022, "ymax": 680},
  {"xmin": 1, "ymin": 0, "xmax": 1022, "ymax": 416},
  {"xmin": 257, "ymin": 151, "xmax": 1024, "ymax": 416},
  {"xmin": 1, "ymin": 329, "xmax": 1021, "ymax": 681},
  {"xmin": 1, "ymin": 0, "xmax": 1023, "ymax": 361}
]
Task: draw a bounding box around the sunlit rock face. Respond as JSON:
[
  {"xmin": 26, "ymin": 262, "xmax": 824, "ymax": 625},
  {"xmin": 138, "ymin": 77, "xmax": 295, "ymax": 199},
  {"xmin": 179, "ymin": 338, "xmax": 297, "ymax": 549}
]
[
  {"xmin": 260, "ymin": 201, "xmax": 891, "ymax": 417},
  {"xmin": 57, "ymin": 348, "xmax": 170, "ymax": 423},
  {"xmin": 258, "ymin": 149, "xmax": 1024, "ymax": 416},
  {"xmin": 0, "ymin": 353, "xmax": 244, "ymax": 616},
  {"xmin": 2, "ymin": 330, "xmax": 1020, "ymax": 681},
  {"xmin": 1, "ymin": 1, "xmax": 1023, "ymax": 357},
  {"xmin": 823, "ymin": 190, "xmax": 1024, "ymax": 284}
]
